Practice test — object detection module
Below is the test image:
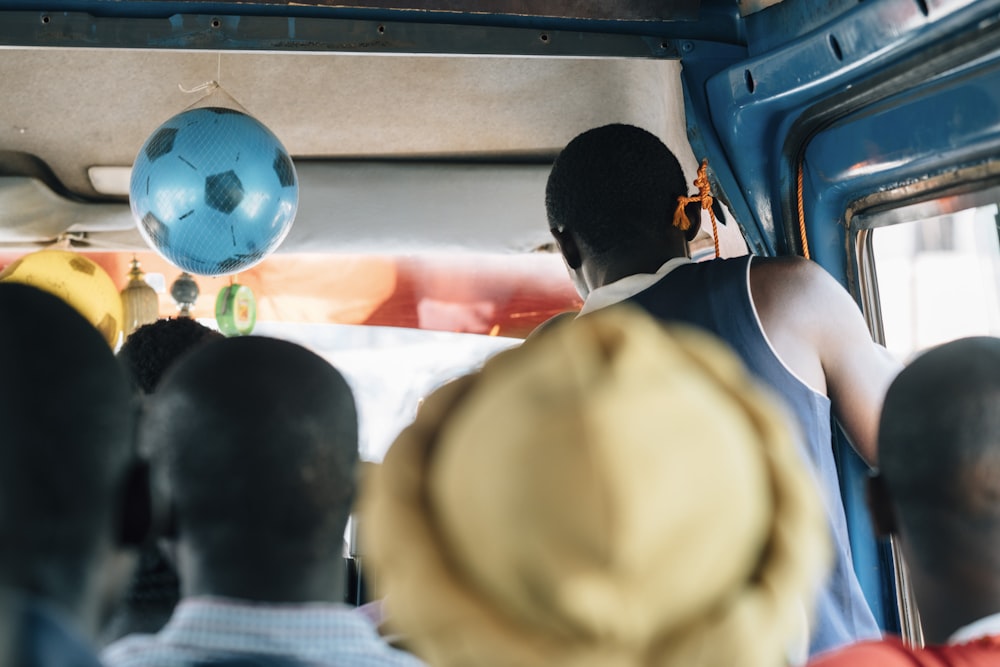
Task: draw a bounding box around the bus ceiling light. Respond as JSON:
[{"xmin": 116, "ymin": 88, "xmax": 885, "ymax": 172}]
[{"xmin": 88, "ymin": 166, "xmax": 132, "ymax": 196}]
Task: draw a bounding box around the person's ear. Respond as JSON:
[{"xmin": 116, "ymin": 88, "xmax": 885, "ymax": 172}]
[
  {"xmin": 866, "ymin": 472, "xmax": 898, "ymax": 538},
  {"xmin": 682, "ymin": 201, "xmax": 704, "ymax": 243},
  {"xmin": 550, "ymin": 226, "xmax": 582, "ymax": 270},
  {"xmin": 116, "ymin": 460, "xmax": 154, "ymax": 548}
]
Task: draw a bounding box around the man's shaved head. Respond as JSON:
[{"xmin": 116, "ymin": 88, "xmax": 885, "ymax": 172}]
[
  {"xmin": 545, "ymin": 123, "xmax": 688, "ymax": 256},
  {"xmin": 0, "ymin": 283, "xmax": 135, "ymax": 600},
  {"xmin": 143, "ymin": 336, "xmax": 358, "ymax": 599},
  {"xmin": 879, "ymin": 336, "xmax": 1000, "ymax": 573}
]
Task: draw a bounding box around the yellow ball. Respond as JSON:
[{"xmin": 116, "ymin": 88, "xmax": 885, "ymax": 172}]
[{"xmin": 0, "ymin": 250, "xmax": 123, "ymax": 348}]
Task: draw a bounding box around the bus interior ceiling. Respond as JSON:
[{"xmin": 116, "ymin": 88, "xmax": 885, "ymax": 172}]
[
  {"xmin": 0, "ymin": 0, "xmax": 995, "ymax": 277},
  {"xmin": 0, "ymin": 52, "xmax": 695, "ymax": 252}
]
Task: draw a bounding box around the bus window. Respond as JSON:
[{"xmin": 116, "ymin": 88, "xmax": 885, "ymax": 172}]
[
  {"xmin": 871, "ymin": 202, "xmax": 1000, "ymax": 361},
  {"xmin": 253, "ymin": 321, "xmax": 519, "ymax": 462},
  {"xmin": 854, "ymin": 193, "xmax": 1000, "ymax": 648}
]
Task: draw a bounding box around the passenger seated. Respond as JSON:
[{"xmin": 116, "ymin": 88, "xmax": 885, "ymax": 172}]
[
  {"xmin": 0, "ymin": 284, "xmax": 150, "ymax": 666},
  {"xmin": 103, "ymin": 318, "xmax": 225, "ymax": 643},
  {"xmin": 362, "ymin": 305, "xmax": 831, "ymax": 667},
  {"xmin": 101, "ymin": 336, "xmax": 423, "ymax": 667},
  {"xmin": 810, "ymin": 337, "xmax": 1000, "ymax": 665}
]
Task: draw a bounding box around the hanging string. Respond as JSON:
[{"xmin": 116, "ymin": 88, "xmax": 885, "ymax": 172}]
[
  {"xmin": 177, "ymin": 52, "xmax": 223, "ymax": 95},
  {"xmin": 175, "ymin": 53, "xmax": 250, "ymax": 114},
  {"xmin": 178, "ymin": 80, "xmax": 219, "ymax": 95},
  {"xmin": 673, "ymin": 159, "xmax": 721, "ymax": 258},
  {"xmin": 796, "ymin": 162, "xmax": 812, "ymax": 260}
]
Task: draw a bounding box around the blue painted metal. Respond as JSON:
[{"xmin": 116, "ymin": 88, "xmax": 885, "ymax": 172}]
[
  {"xmin": 0, "ymin": 0, "xmax": 744, "ymax": 43},
  {"xmin": 743, "ymin": 0, "xmax": 860, "ymax": 57},
  {"xmin": 0, "ymin": 10, "xmax": 670, "ymax": 55},
  {"xmin": 806, "ymin": 57, "xmax": 1000, "ymax": 235},
  {"xmin": 680, "ymin": 41, "xmax": 775, "ymax": 256},
  {"xmin": 701, "ymin": 0, "xmax": 992, "ymax": 255},
  {"xmin": 833, "ymin": 427, "xmax": 897, "ymax": 633},
  {"xmin": 0, "ymin": 0, "xmax": 748, "ymax": 56}
]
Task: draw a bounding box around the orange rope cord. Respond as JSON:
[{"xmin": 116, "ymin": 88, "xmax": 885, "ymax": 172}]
[
  {"xmin": 796, "ymin": 161, "xmax": 811, "ymax": 260},
  {"xmin": 673, "ymin": 159, "xmax": 721, "ymax": 258}
]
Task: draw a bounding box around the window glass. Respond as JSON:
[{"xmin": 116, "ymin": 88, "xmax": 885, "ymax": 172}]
[
  {"xmin": 873, "ymin": 203, "xmax": 1000, "ymax": 361},
  {"xmin": 253, "ymin": 321, "xmax": 519, "ymax": 461}
]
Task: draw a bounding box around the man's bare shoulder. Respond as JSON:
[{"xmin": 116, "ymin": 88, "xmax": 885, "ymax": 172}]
[
  {"xmin": 749, "ymin": 255, "xmax": 829, "ymax": 284},
  {"xmin": 750, "ymin": 255, "xmax": 898, "ymax": 463},
  {"xmin": 749, "ymin": 255, "xmax": 847, "ymax": 309}
]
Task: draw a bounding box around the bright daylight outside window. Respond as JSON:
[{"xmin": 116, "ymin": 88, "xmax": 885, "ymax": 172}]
[
  {"xmin": 253, "ymin": 321, "xmax": 519, "ymax": 462},
  {"xmin": 873, "ymin": 201, "xmax": 1000, "ymax": 362}
]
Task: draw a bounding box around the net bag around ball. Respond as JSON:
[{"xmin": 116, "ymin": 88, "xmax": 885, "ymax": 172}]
[{"xmin": 129, "ymin": 107, "xmax": 298, "ymax": 277}]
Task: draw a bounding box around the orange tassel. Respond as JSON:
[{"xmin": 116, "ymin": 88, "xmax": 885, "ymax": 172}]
[
  {"xmin": 672, "ymin": 159, "xmax": 720, "ymax": 258},
  {"xmin": 672, "ymin": 200, "xmax": 693, "ymax": 231}
]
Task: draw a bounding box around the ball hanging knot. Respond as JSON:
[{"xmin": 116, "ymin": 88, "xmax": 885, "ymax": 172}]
[{"xmin": 672, "ymin": 159, "xmax": 714, "ymax": 232}]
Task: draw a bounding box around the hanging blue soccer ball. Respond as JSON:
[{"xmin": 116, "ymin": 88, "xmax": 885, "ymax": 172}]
[{"xmin": 129, "ymin": 107, "xmax": 298, "ymax": 276}]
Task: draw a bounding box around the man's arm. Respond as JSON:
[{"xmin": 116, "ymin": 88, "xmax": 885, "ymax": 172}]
[
  {"xmin": 751, "ymin": 257, "xmax": 901, "ymax": 465},
  {"xmin": 809, "ymin": 262, "xmax": 900, "ymax": 466}
]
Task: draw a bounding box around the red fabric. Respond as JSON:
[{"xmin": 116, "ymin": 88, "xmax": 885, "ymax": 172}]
[{"xmin": 809, "ymin": 636, "xmax": 1000, "ymax": 667}]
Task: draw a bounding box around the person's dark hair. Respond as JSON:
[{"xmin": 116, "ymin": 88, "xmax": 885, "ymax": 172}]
[
  {"xmin": 144, "ymin": 337, "xmax": 359, "ymax": 584},
  {"xmin": 545, "ymin": 123, "xmax": 688, "ymax": 256},
  {"xmin": 118, "ymin": 318, "xmax": 224, "ymax": 394},
  {"xmin": 106, "ymin": 316, "xmax": 224, "ymax": 642},
  {"xmin": 879, "ymin": 336, "xmax": 1000, "ymax": 572},
  {"xmin": 0, "ymin": 283, "xmax": 135, "ymax": 600}
]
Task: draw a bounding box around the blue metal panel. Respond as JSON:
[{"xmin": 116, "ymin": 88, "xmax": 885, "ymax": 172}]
[
  {"xmin": 743, "ymin": 0, "xmax": 861, "ymax": 57},
  {"xmin": 700, "ymin": 0, "xmax": 990, "ymax": 254},
  {"xmin": 681, "ymin": 41, "xmax": 777, "ymax": 257},
  {"xmin": 806, "ymin": 60, "xmax": 1000, "ymax": 230},
  {"xmin": 0, "ymin": 9, "xmax": 669, "ymax": 55},
  {"xmin": 801, "ymin": 164, "xmax": 850, "ymax": 281},
  {"xmin": 0, "ymin": 0, "xmax": 745, "ymax": 43},
  {"xmin": 834, "ymin": 427, "xmax": 899, "ymax": 635},
  {"xmin": 0, "ymin": 0, "xmax": 702, "ymax": 22}
]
